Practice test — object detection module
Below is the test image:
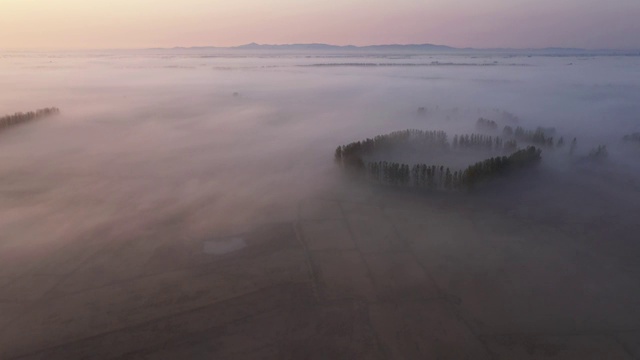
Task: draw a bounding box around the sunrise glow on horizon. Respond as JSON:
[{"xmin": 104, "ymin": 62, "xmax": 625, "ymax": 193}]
[{"xmin": 1, "ymin": 0, "xmax": 639, "ymax": 50}]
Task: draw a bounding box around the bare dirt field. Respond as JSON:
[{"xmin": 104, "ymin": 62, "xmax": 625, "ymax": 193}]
[{"xmin": 1, "ymin": 182, "xmax": 640, "ymax": 360}]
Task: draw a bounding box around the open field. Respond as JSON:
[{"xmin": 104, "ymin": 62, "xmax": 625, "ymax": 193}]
[
  {"xmin": 1, "ymin": 185, "xmax": 640, "ymax": 359},
  {"xmin": 2, "ymin": 52, "xmax": 640, "ymax": 358}
]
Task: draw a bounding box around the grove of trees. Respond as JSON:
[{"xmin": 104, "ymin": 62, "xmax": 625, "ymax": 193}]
[
  {"xmin": 335, "ymin": 129, "xmax": 542, "ymax": 191},
  {"xmin": 513, "ymin": 126, "xmax": 555, "ymax": 147},
  {"xmin": 502, "ymin": 125, "xmax": 579, "ymax": 156},
  {"xmin": 623, "ymin": 132, "xmax": 640, "ymax": 144},
  {"xmin": 476, "ymin": 118, "xmax": 498, "ymax": 131},
  {"xmin": 587, "ymin": 145, "xmax": 608, "ymax": 160}
]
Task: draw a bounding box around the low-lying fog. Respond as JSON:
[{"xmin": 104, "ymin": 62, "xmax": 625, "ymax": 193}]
[{"xmin": 1, "ymin": 51, "xmax": 640, "ymax": 250}]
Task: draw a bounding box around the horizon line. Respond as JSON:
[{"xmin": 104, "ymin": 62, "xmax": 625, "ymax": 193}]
[{"xmin": 2, "ymin": 42, "xmax": 640, "ymax": 53}]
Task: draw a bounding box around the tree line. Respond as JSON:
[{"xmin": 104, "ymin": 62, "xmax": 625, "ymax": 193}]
[
  {"xmin": 502, "ymin": 125, "xmax": 578, "ymax": 152},
  {"xmin": 335, "ymin": 129, "xmax": 542, "ymax": 191},
  {"xmin": 335, "ymin": 129, "xmax": 449, "ymax": 166},
  {"xmin": 0, "ymin": 108, "xmax": 60, "ymax": 132},
  {"xmin": 513, "ymin": 126, "xmax": 555, "ymax": 146},
  {"xmin": 470, "ymin": 114, "xmax": 582, "ymax": 155},
  {"xmin": 451, "ymin": 133, "xmax": 518, "ymax": 152},
  {"xmin": 364, "ymin": 146, "xmax": 541, "ymax": 190},
  {"xmin": 334, "ymin": 129, "xmax": 522, "ymax": 167},
  {"xmin": 463, "ymin": 113, "xmax": 579, "ymax": 154}
]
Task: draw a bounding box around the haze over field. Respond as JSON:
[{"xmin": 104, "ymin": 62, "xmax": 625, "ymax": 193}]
[
  {"xmin": 2, "ymin": 53, "xmax": 639, "ymax": 240},
  {"xmin": 2, "ymin": 0, "xmax": 640, "ymax": 357},
  {"xmin": 0, "ymin": 43, "xmax": 640, "ymax": 359}
]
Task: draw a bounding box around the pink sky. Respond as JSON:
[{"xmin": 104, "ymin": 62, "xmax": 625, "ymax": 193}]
[{"xmin": 1, "ymin": 0, "xmax": 639, "ymax": 50}]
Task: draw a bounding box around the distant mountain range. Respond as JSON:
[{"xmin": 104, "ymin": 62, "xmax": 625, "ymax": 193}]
[
  {"xmin": 147, "ymin": 43, "xmax": 638, "ymax": 55},
  {"xmin": 233, "ymin": 42, "xmax": 459, "ymax": 52}
]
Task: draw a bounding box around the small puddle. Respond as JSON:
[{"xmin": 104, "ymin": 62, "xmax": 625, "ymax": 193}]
[{"xmin": 203, "ymin": 237, "xmax": 247, "ymax": 255}]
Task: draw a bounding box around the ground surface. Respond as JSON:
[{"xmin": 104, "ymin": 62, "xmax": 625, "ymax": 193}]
[{"xmin": 1, "ymin": 186, "xmax": 640, "ymax": 360}]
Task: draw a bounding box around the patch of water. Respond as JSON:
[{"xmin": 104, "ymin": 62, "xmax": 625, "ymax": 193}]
[{"xmin": 203, "ymin": 236, "xmax": 246, "ymax": 255}]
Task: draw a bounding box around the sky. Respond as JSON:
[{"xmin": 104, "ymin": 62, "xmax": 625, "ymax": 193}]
[{"xmin": 1, "ymin": 0, "xmax": 639, "ymax": 50}]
